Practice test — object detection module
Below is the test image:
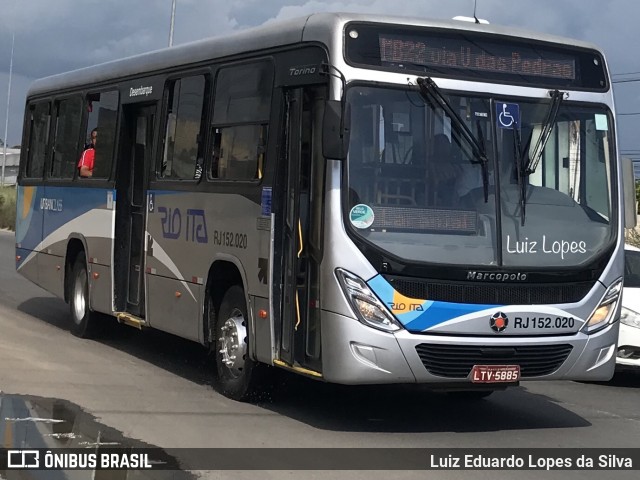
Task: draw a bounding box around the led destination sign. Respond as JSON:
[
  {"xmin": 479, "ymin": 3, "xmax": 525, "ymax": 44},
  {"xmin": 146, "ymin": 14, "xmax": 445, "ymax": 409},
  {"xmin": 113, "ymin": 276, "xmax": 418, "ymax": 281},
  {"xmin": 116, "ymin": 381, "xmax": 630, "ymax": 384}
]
[
  {"xmin": 379, "ymin": 35, "xmax": 576, "ymax": 80},
  {"xmin": 344, "ymin": 23, "xmax": 608, "ymax": 90}
]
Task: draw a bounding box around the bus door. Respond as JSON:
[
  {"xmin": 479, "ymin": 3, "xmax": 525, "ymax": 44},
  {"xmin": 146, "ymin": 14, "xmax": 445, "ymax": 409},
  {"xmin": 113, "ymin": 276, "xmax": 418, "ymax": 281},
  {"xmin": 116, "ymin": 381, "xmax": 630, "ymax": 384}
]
[
  {"xmin": 114, "ymin": 104, "xmax": 155, "ymax": 317},
  {"xmin": 278, "ymin": 87, "xmax": 324, "ymax": 372}
]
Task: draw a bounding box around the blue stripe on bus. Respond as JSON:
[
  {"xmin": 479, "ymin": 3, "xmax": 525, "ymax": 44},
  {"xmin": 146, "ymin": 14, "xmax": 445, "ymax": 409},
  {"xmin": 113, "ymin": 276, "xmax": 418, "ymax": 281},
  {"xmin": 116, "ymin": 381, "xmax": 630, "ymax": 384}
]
[
  {"xmin": 40, "ymin": 186, "xmax": 110, "ymax": 238},
  {"xmin": 16, "ymin": 185, "xmax": 112, "ymax": 255},
  {"xmin": 15, "ymin": 185, "xmax": 40, "ymax": 247},
  {"xmin": 367, "ymin": 274, "xmax": 501, "ymax": 332}
]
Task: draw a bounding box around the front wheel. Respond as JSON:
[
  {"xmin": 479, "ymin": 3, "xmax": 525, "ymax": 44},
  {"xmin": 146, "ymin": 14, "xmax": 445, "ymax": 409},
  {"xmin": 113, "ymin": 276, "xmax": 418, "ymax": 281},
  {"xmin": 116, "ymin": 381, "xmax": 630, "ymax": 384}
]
[
  {"xmin": 213, "ymin": 285, "xmax": 268, "ymax": 401},
  {"xmin": 69, "ymin": 252, "xmax": 99, "ymax": 338}
]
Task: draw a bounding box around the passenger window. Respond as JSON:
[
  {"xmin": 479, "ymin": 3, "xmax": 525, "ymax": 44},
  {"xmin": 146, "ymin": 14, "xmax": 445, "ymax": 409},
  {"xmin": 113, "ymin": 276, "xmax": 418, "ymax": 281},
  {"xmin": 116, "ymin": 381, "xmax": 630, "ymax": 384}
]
[
  {"xmin": 210, "ymin": 61, "xmax": 273, "ymax": 181},
  {"xmin": 81, "ymin": 90, "xmax": 119, "ymax": 179},
  {"xmin": 25, "ymin": 102, "xmax": 50, "ymax": 179},
  {"xmin": 50, "ymin": 96, "xmax": 83, "ymax": 179},
  {"xmin": 212, "ymin": 125, "xmax": 267, "ymax": 180},
  {"xmin": 160, "ymin": 75, "xmax": 207, "ymax": 180}
]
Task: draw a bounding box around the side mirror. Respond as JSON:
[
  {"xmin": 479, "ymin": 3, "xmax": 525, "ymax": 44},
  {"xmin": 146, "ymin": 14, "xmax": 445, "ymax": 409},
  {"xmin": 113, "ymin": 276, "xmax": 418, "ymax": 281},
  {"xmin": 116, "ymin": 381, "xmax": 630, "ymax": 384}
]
[
  {"xmin": 622, "ymin": 156, "xmax": 637, "ymax": 229},
  {"xmin": 322, "ymin": 100, "xmax": 350, "ymax": 160}
]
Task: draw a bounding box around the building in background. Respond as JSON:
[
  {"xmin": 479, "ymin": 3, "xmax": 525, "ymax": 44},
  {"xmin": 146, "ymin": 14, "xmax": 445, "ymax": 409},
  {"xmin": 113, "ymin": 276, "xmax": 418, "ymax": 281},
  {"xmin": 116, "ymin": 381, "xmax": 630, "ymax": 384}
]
[
  {"xmin": 0, "ymin": 147, "xmax": 20, "ymax": 185},
  {"xmin": 633, "ymin": 160, "xmax": 640, "ymax": 180}
]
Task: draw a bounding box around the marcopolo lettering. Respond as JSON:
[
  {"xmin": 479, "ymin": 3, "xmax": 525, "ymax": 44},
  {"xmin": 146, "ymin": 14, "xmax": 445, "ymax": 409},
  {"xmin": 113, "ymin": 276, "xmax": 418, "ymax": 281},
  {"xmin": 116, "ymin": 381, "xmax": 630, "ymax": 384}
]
[
  {"xmin": 129, "ymin": 86, "xmax": 153, "ymax": 97},
  {"xmin": 467, "ymin": 271, "xmax": 528, "ymax": 282}
]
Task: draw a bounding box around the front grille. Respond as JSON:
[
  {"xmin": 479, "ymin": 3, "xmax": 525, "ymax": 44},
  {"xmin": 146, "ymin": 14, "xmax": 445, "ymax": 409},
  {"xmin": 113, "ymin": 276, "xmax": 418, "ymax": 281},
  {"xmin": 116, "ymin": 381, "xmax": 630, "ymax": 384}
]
[
  {"xmin": 415, "ymin": 343, "xmax": 573, "ymax": 378},
  {"xmin": 387, "ymin": 276, "xmax": 593, "ymax": 304}
]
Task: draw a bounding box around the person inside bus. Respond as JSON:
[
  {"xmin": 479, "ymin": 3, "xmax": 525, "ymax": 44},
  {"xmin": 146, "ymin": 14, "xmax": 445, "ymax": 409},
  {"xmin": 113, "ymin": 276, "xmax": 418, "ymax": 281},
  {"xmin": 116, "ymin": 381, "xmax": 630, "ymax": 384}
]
[
  {"xmin": 430, "ymin": 133, "xmax": 457, "ymax": 205},
  {"xmin": 78, "ymin": 128, "xmax": 97, "ymax": 178},
  {"xmin": 454, "ymin": 140, "xmax": 496, "ymax": 208}
]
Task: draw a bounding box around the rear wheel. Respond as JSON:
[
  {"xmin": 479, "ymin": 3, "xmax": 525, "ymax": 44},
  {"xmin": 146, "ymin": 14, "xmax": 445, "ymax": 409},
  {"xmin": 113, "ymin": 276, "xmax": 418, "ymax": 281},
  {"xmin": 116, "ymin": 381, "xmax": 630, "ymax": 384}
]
[
  {"xmin": 69, "ymin": 252, "xmax": 100, "ymax": 338},
  {"xmin": 213, "ymin": 285, "xmax": 268, "ymax": 401}
]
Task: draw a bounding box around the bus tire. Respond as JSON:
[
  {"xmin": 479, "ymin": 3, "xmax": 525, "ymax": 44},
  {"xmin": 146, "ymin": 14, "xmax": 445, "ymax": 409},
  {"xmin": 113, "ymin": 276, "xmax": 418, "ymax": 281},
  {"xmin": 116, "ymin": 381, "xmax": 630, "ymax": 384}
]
[
  {"xmin": 69, "ymin": 252, "xmax": 99, "ymax": 338},
  {"xmin": 213, "ymin": 285, "xmax": 266, "ymax": 401}
]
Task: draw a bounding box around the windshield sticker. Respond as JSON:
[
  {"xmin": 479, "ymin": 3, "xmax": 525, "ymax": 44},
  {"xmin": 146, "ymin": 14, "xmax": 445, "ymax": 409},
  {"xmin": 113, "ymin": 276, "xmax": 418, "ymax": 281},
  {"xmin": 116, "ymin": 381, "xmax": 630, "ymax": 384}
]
[
  {"xmin": 506, "ymin": 235, "xmax": 586, "ymax": 260},
  {"xmin": 349, "ymin": 204, "xmax": 375, "ymax": 229},
  {"xmin": 595, "ymin": 114, "xmax": 608, "ymax": 131},
  {"xmin": 496, "ymin": 102, "xmax": 520, "ymax": 129}
]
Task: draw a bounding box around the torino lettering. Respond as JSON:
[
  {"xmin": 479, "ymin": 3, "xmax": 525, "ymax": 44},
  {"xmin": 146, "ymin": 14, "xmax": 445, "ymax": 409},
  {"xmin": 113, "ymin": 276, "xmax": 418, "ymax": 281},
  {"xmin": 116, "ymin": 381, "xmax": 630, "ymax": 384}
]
[{"xmin": 289, "ymin": 66, "xmax": 316, "ymax": 76}]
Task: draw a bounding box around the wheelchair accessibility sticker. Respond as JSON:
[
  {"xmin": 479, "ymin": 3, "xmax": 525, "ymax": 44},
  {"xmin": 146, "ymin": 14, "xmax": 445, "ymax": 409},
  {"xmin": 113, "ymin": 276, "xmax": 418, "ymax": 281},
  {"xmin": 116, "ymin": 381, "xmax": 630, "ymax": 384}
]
[{"xmin": 496, "ymin": 102, "xmax": 520, "ymax": 129}]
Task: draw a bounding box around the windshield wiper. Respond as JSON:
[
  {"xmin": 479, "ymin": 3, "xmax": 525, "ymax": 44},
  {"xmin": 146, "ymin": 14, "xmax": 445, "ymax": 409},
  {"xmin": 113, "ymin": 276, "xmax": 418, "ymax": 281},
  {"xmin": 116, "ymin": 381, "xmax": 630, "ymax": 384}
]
[
  {"xmin": 416, "ymin": 77, "xmax": 489, "ymax": 202},
  {"xmin": 513, "ymin": 122, "xmax": 533, "ymax": 226},
  {"xmin": 476, "ymin": 120, "xmax": 489, "ymax": 202},
  {"xmin": 525, "ymin": 89, "xmax": 565, "ymax": 175},
  {"xmin": 511, "ymin": 89, "xmax": 564, "ymax": 226}
]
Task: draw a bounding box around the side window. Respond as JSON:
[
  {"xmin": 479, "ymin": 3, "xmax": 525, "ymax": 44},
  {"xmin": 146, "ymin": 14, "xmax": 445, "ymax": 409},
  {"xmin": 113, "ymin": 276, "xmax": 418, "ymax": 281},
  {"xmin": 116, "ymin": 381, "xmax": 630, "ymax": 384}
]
[
  {"xmin": 160, "ymin": 75, "xmax": 207, "ymax": 180},
  {"xmin": 81, "ymin": 90, "xmax": 119, "ymax": 179},
  {"xmin": 210, "ymin": 61, "xmax": 273, "ymax": 181},
  {"xmin": 213, "ymin": 124, "xmax": 268, "ymax": 180},
  {"xmin": 50, "ymin": 96, "xmax": 83, "ymax": 179},
  {"xmin": 25, "ymin": 102, "xmax": 51, "ymax": 179}
]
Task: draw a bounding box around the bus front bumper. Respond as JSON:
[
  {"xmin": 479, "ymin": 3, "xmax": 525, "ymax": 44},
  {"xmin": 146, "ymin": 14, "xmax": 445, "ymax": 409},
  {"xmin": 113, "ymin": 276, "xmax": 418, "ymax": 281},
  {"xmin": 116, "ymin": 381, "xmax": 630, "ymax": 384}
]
[{"xmin": 319, "ymin": 311, "xmax": 618, "ymax": 385}]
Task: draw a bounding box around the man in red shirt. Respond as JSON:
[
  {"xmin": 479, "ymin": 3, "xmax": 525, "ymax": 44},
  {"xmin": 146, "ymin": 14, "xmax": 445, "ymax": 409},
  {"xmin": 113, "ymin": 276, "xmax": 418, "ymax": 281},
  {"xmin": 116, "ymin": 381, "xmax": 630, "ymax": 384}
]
[{"xmin": 78, "ymin": 128, "xmax": 97, "ymax": 177}]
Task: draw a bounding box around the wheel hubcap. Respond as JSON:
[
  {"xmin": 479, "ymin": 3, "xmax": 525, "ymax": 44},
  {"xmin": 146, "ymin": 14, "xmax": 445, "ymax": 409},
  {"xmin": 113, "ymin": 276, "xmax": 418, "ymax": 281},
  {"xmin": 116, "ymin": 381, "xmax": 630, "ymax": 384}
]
[
  {"xmin": 218, "ymin": 308, "xmax": 247, "ymax": 379},
  {"xmin": 72, "ymin": 272, "xmax": 86, "ymax": 324}
]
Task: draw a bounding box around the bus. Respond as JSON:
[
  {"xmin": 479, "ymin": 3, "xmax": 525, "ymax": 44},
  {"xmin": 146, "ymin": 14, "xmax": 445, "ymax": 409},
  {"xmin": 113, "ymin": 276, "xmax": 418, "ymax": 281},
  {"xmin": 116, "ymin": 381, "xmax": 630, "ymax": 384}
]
[{"xmin": 15, "ymin": 12, "xmax": 637, "ymax": 400}]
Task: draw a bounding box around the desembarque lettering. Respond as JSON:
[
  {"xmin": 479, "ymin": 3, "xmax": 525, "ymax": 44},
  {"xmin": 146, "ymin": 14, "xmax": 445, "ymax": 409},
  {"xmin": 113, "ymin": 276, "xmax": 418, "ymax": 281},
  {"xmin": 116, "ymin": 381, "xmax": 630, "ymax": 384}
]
[{"xmin": 129, "ymin": 86, "xmax": 153, "ymax": 97}]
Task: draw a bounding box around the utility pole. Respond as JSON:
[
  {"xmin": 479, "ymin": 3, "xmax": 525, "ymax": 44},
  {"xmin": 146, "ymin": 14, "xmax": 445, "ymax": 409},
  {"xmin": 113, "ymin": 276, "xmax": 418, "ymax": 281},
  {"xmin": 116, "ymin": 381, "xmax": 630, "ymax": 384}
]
[
  {"xmin": 2, "ymin": 33, "xmax": 14, "ymax": 188},
  {"xmin": 168, "ymin": 0, "xmax": 177, "ymax": 47}
]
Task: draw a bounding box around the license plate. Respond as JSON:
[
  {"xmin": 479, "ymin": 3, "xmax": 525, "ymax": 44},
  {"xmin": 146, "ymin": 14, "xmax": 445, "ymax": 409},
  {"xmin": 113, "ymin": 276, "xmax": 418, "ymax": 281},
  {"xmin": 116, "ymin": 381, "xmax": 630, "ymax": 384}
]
[{"xmin": 470, "ymin": 365, "xmax": 520, "ymax": 383}]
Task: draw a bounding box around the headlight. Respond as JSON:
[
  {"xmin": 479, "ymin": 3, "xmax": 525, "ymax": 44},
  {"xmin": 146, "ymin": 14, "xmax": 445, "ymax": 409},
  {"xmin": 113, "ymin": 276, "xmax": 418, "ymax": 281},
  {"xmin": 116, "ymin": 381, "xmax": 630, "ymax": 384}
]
[
  {"xmin": 583, "ymin": 279, "xmax": 622, "ymax": 334},
  {"xmin": 620, "ymin": 307, "xmax": 640, "ymax": 329},
  {"xmin": 336, "ymin": 269, "xmax": 402, "ymax": 332}
]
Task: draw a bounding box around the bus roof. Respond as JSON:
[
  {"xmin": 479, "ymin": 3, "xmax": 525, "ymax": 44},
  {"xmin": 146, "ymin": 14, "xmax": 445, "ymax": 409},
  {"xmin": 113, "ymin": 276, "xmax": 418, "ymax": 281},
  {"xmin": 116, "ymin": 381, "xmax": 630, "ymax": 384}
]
[{"xmin": 27, "ymin": 11, "xmax": 603, "ymax": 98}]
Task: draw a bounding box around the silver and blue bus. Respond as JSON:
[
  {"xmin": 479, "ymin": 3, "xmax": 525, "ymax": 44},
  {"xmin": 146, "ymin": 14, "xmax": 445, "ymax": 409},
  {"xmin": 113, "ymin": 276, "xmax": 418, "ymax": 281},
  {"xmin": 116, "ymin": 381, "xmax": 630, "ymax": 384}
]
[{"xmin": 16, "ymin": 13, "xmax": 636, "ymax": 400}]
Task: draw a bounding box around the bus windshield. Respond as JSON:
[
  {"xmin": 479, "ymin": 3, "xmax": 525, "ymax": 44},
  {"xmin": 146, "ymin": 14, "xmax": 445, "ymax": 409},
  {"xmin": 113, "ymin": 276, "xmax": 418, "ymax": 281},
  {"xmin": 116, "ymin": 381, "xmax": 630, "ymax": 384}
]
[{"xmin": 345, "ymin": 85, "xmax": 616, "ymax": 268}]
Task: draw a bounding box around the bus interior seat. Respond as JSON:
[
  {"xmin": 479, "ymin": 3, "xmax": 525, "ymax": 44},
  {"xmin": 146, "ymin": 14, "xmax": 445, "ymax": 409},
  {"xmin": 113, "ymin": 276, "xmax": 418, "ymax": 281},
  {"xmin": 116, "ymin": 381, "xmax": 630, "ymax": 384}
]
[
  {"xmin": 375, "ymin": 164, "xmax": 426, "ymax": 205},
  {"xmin": 429, "ymin": 134, "xmax": 457, "ymax": 206}
]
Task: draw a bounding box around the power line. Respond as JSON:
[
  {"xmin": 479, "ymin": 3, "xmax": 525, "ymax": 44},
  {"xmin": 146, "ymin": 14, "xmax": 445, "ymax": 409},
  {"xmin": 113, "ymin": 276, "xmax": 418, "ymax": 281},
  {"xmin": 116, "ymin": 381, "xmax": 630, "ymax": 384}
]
[
  {"xmin": 612, "ymin": 78, "xmax": 640, "ymax": 84},
  {"xmin": 612, "ymin": 70, "xmax": 640, "ymax": 77},
  {"xmin": 2, "ymin": 32, "xmax": 14, "ymax": 187}
]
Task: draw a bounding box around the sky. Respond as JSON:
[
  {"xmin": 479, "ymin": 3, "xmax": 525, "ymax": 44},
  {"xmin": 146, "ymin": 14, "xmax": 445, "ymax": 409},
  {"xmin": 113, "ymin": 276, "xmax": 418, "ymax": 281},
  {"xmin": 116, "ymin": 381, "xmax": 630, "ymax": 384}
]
[{"xmin": 1, "ymin": 0, "xmax": 639, "ymax": 157}]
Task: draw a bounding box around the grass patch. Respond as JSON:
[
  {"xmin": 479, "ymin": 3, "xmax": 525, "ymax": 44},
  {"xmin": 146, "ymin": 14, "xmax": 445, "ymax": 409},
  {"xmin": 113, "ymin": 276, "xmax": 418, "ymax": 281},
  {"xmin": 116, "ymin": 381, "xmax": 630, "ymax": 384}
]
[
  {"xmin": 0, "ymin": 186, "xmax": 16, "ymax": 231},
  {"xmin": 626, "ymin": 227, "xmax": 640, "ymax": 248}
]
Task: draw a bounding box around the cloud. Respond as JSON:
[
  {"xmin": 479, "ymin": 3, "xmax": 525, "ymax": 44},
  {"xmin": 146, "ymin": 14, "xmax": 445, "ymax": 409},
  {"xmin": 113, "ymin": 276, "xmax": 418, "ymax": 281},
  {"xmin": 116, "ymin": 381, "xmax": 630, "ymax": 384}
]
[{"xmin": 0, "ymin": 0, "xmax": 639, "ymax": 146}]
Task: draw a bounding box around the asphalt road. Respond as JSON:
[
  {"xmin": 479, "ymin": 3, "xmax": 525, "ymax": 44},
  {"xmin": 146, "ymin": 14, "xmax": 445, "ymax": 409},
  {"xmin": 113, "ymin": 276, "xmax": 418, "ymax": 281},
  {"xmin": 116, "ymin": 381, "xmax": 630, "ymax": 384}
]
[{"xmin": 1, "ymin": 229, "xmax": 639, "ymax": 480}]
